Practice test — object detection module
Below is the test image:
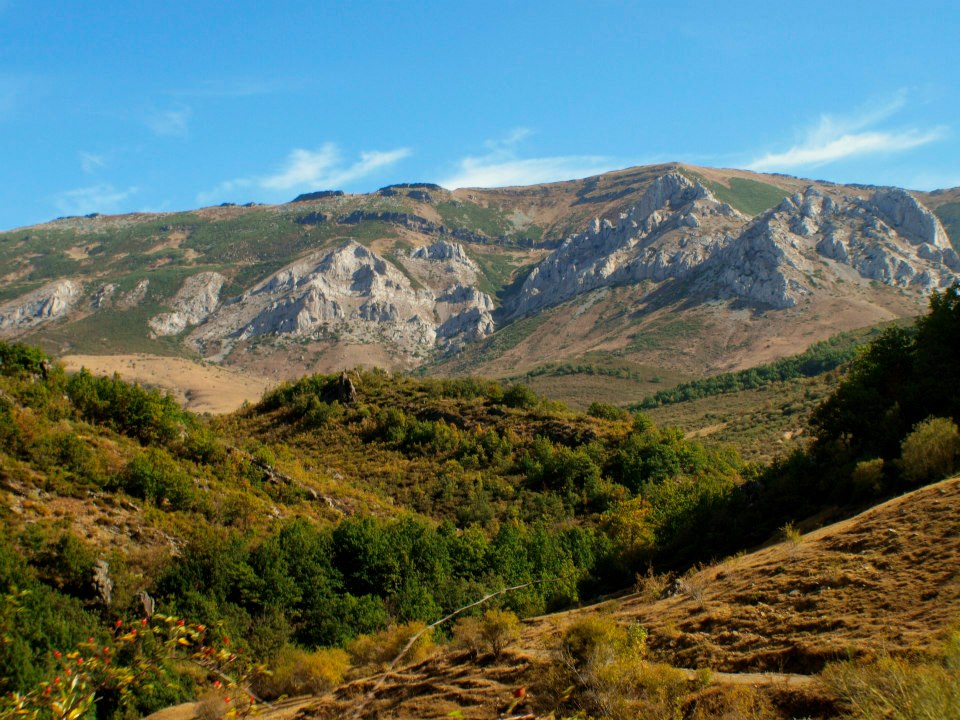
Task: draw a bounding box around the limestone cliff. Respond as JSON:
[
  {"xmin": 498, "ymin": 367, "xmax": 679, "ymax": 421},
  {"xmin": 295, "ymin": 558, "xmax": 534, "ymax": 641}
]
[
  {"xmin": 188, "ymin": 240, "xmax": 494, "ymax": 361},
  {"xmin": 505, "ymin": 175, "xmax": 960, "ymax": 316},
  {"xmin": 0, "ymin": 280, "xmax": 84, "ymax": 335},
  {"xmin": 149, "ymin": 272, "xmax": 226, "ymax": 336}
]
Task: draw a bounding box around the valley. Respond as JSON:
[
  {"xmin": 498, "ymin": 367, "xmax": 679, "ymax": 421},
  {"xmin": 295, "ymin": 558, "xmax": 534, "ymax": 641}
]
[{"xmin": 1, "ymin": 165, "xmax": 960, "ymax": 720}]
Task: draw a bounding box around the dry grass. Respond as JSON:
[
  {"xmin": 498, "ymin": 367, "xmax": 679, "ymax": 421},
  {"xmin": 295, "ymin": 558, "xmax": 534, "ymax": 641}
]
[
  {"xmin": 60, "ymin": 353, "xmax": 273, "ymax": 414},
  {"xmin": 613, "ymin": 476, "xmax": 960, "ymax": 674},
  {"xmin": 286, "ymin": 477, "xmax": 960, "ymax": 719}
]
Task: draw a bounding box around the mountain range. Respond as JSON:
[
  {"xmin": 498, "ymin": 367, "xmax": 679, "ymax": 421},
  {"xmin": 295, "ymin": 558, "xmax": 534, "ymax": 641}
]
[{"xmin": 2, "ymin": 163, "xmax": 958, "ymax": 405}]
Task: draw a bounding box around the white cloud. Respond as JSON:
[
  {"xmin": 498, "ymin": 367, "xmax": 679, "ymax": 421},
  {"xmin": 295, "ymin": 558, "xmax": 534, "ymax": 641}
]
[
  {"xmin": 748, "ymin": 94, "xmax": 945, "ymax": 171},
  {"xmin": 198, "ymin": 144, "xmax": 411, "ymax": 204},
  {"xmin": 196, "ymin": 178, "xmax": 255, "ymax": 206},
  {"xmin": 146, "ymin": 106, "xmax": 192, "ymax": 137},
  {"xmin": 441, "ymin": 127, "xmax": 616, "ymax": 189},
  {"xmin": 54, "ymin": 184, "xmax": 138, "ymax": 216},
  {"xmin": 261, "ymin": 145, "xmax": 411, "ymax": 190},
  {"xmin": 79, "ymin": 152, "xmax": 105, "ymax": 174},
  {"xmin": 442, "ymin": 156, "xmax": 617, "ymax": 189}
]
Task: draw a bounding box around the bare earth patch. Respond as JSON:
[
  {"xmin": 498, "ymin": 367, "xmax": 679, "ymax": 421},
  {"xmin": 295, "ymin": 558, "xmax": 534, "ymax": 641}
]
[{"xmin": 61, "ymin": 354, "xmax": 274, "ymax": 414}]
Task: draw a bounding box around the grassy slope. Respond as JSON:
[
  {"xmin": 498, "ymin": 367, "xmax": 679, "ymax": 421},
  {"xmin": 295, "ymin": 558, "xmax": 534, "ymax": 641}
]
[
  {"xmin": 645, "ymin": 373, "xmax": 836, "ymax": 464},
  {"xmin": 680, "ymin": 169, "xmax": 790, "ymax": 216},
  {"xmin": 295, "ymin": 476, "xmax": 960, "ymax": 720},
  {"xmin": 933, "ymin": 201, "xmax": 960, "ymax": 251}
]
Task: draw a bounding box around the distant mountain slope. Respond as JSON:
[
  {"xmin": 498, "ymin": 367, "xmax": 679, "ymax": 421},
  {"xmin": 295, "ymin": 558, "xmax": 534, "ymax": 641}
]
[{"xmin": 1, "ymin": 164, "xmax": 958, "ymax": 399}]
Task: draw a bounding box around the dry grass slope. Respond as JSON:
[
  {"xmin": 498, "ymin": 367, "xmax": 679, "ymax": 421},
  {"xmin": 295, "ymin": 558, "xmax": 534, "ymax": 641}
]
[{"xmin": 284, "ymin": 476, "xmax": 960, "ymax": 720}]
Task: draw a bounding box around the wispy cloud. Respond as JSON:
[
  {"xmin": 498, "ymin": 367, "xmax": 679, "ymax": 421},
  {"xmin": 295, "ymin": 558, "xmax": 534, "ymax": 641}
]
[
  {"xmin": 440, "ymin": 128, "xmax": 616, "ymax": 188},
  {"xmin": 261, "ymin": 145, "xmax": 411, "ymax": 190},
  {"xmin": 146, "ymin": 105, "xmax": 192, "ymax": 137},
  {"xmin": 54, "ymin": 184, "xmax": 139, "ymax": 216},
  {"xmin": 79, "ymin": 151, "xmax": 105, "ymax": 174},
  {"xmin": 197, "ymin": 143, "xmax": 411, "ymax": 205},
  {"xmin": 748, "ymin": 94, "xmax": 945, "ymax": 171}
]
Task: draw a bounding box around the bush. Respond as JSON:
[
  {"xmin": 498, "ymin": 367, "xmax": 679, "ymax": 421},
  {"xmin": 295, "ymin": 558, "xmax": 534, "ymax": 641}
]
[
  {"xmin": 900, "ymin": 417, "xmax": 960, "ymax": 483},
  {"xmin": 502, "ymin": 383, "xmax": 538, "ymax": 410},
  {"xmin": 479, "ymin": 609, "xmax": 521, "ymax": 658},
  {"xmin": 120, "ymin": 447, "xmax": 197, "ymax": 509},
  {"xmin": 451, "ymin": 615, "xmax": 485, "ymax": 659},
  {"xmin": 0, "ymin": 342, "xmax": 50, "ymax": 379},
  {"xmin": 251, "ymin": 646, "xmax": 350, "ymax": 699},
  {"xmin": 587, "ymin": 402, "xmax": 630, "ymax": 422},
  {"xmin": 823, "ymin": 653, "xmax": 960, "ymax": 720},
  {"xmin": 542, "ymin": 616, "xmax": 685, "ymax": 720},
  {"xmin": 851, "ymin": 457, "xmax": 885, "ymax": 495},
  {"xmin": 346, "ymin": 621, "xmax": 435, "ymax": 673}
]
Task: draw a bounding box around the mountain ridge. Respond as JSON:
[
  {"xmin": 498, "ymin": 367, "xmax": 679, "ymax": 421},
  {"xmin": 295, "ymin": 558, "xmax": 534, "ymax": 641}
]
[{"xmin": 1, "ymin": 164, "xmax": 958, "ymax": 405}]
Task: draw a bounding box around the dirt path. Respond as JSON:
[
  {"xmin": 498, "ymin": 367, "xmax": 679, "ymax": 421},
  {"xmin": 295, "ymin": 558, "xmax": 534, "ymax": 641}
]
[{"xmin": 143, "ymin": 695, "xmax": 316, "ymax": 720}]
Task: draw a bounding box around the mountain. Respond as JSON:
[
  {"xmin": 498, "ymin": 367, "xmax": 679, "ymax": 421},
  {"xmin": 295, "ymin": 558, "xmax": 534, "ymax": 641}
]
[{"xmin": 1, "ymin": 164, "xmax": 958, "ymax": 406}]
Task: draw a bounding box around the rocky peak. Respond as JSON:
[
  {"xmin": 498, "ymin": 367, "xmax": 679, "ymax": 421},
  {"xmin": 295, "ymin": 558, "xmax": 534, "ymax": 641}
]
[
  {"xmin": 502, "ymin": 172, "xmax": 740, "ymax": 319},
  {"xmin": 868, "ymin": 188, "xmax": 951, "ymax": 249},
  {"xmin": 632, "ymin": 172, "xmax": 710, "ymax": 220},
  {"xmin": 695, "ymin": 185, "xmax": 960, "ymax": 309},
  {"xmin": 409, "ymin": 240, "xmax": 475, "ymax": 267},
  {"xmin": 187, "ymin": 240, "xmax": 495, "ymax": 362}
]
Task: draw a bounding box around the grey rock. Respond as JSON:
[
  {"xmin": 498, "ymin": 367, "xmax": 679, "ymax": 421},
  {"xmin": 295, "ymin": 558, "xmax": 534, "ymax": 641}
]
[
  {"xmin": 869, "ymin": 188, "xmax": 951, "ymax": 248},
  {"xmin": 0, "ymin": 279, "xmax": 84, "ymax": 335},
  {"xmin": 188, "ymin": 239, "xmax": 496, "ymax": 361},
  {"xmin": 149, "ymin": 272, "xmax": 226, "ymax": 336}
]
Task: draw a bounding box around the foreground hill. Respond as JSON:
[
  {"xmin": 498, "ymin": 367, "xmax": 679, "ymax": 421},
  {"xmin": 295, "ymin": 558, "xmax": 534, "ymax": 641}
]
[
  {"xmin": 1, "ymin": 164, "xmax": 958, "ymax": 409},
  {"xmin": 245, "ymin": 475, "xmax": 960, "ymax": 720},
  {"xmin": 3, "ymin": 285, "xmax": 959, "ymax": 719}
]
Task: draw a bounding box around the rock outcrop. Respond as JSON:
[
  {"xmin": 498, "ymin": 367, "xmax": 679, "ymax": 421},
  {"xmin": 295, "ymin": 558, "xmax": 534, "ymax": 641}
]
[
  {"xmin": 188, "ymin": 240, "xmax": 494, "ymax": 360},
  {"xmin": 0, "ymin": 280, "xmax": 83, "ymax": 335},
  {"xmin": 505, "ymin": 175, "xmax": 960, "ymax": 316},
  {"xmin": 504, "ymin": 172, "xmax": 741, "ymax": 319},
  {"xmin": 149, "ymin": 272, "xmax": 226, "ymax": 337},
  {"xmin": 700, "ymin": 186, "xmax": 960, "ymax": 308}
]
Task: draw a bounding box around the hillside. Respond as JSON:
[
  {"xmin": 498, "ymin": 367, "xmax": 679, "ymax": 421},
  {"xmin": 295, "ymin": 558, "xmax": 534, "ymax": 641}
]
[
  {"xmin": 2, "ymin": 284, "xmax": 960, "ymax": 719},
  {"xmin": 292, "ymin": 476, "xmax": 960, "ymax": 720},
  {"xmin": 1, "ymin": 164, "xmax": 958, "ymax": 412}
]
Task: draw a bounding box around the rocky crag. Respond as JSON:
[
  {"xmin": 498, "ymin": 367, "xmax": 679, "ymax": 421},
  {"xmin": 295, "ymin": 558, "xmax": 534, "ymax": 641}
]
[
  {"xmin": 187, "ymin": 240, "xmax": 495, "ymax": 361},
  {"xmin": 504, "ymin": 174, "xmax": 959, "ymax": 318}
]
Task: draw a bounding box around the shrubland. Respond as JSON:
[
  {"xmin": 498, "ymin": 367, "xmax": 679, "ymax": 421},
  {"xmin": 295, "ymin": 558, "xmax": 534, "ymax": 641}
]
[{"xmin": 1, "ymin": 282, "xmax": 958, "ymax": 718}]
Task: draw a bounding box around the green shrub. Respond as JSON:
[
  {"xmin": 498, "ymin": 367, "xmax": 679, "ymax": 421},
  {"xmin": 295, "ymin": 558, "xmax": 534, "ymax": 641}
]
[
  {"xmin": 900, "ymin": 417, "xmax": 960, "ymax": 483},
  {"xmin": 120, "ymin": 447, "xmax": 197, "ymax": 509},
  {"xmin": 0, "ymin": 342, "xmax": 50, "ymax": 379},
  {"xmin": 587, "ymin": 402, "xmax": 630, "ymax": 422},
  {"xmin": 503, "ymin": 383, "xmax": 538, "ymax": 409},
  {"xmin": 851, "ymin": 457, "xmax": 885, "ymax": 495}
]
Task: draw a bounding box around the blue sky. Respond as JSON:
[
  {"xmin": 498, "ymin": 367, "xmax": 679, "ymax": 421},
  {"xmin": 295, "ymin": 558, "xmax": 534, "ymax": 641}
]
[{"xmin": 1, "ymin": 0, "xmax": 958, "ymax": 230}]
